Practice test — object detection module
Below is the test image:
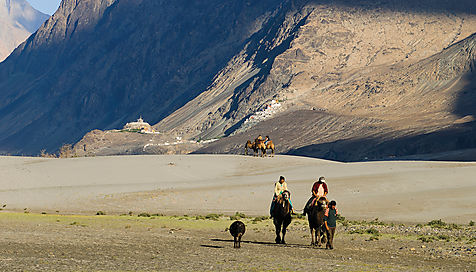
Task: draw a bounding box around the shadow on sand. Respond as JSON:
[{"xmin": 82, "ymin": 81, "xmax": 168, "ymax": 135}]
[{"xmin": 209, "ymin": 238, "xmax": 324, "ymax": 249}]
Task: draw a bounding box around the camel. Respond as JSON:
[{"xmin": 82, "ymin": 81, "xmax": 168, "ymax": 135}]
[
  {"xmin": 245, "ymin": 140, "xmax": 257, "ymax": 156},
  {"xmin": 271, "ymin": 190, "xmax": 292, "ymax": 244},
  {"xmin": 263, "ymin": 140, "xmax": 275, "ymax": 157},
  {"xmin": 307, "ymin": 197, "xmax": 329, "ymax": 247},
  {"xmin": 254, "ymin": 136, "xmax": 275, "ymax": 157}
]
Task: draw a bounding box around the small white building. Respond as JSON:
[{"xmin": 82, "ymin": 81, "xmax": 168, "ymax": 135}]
[{"xmin": 123, "ymin": 117, "xmax": 154, "ymax": 132}]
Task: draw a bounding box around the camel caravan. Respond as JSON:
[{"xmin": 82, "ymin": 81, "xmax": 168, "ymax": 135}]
[
  {"xmin": 230, "ymin": 176, "xmax": 338, "ymax": 249},
  {"xmin": 245, "ymin": 135, "xmax": 275, "ymax": 157}
]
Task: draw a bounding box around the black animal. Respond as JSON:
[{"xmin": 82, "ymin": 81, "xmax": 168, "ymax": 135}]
[
  {"xmin": 272, "ymin": 190, "xmax": 292, "ymax": 244},
  {"xmin": 307, "ymin": 196, "xmax": 329, "ymax": 247},
  {"xmin": 229, "ymin": 221, "xmax": 246, "ymax": 248}
]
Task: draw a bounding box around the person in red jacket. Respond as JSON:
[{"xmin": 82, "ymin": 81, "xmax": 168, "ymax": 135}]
[{"xmin": 303, "ymin": 176, "xmax": 328, "ymax": 216}]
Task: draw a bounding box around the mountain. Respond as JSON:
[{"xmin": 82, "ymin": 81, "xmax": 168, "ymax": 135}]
[
  {"xmin": 198, "ymin": 32, "xmax": 476, "ymax": 161},
  {"xmin": 157, "ymin": 0, "xmax": 476, "ymax": 161},
  {"xmin": 0, "ymin": 0, "xmax": 48, "ymax": 62},
  {"xmin": 1, "ymin": 0, "xmax": 476, "ymax": 160},
  {"xmin": 0, "ymin": 0, "xmax": 285, "ymax": 155}
]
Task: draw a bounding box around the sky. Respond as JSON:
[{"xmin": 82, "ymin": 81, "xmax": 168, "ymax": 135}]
[{"xmin": 27, "ymin": 0, "xmax": 62, "ymax": 15}]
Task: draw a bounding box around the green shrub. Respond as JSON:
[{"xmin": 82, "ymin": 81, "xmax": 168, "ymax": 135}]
[
  {"xmin": 446, "ymin": 223, "xmax": 460, "ymax": 230},
  {"xmin": 366, "ymin": 228, "xmax": 380, "ymax": 235},
  {"xmin": 418, "ymin": 236, "xmax": 437, "ymax": 243},
  {"xmin": 427, "ymin": 219, "xmax": 446, "ymax": 228},
  {"xmin": 367, "ymin": 235, "xmax": 379, "ymax": 241},
  {"xmin": 252, "ymin": 216, "xmax": 268, "ymax": 223},
  {"xmin": 70, "ymin": 222, "xmax": 86, "ymax": 227},
  {"xmin": 138, "ymin": 213, "xmax": 151, "ymax": 217},
  {"xmin": 96, "ymin": 211, "xmax": 106, "ymax": 215},
  {"xmin": 349, "ymin": 229, "xmax": 365, "ymax": 234},
  {"xmin": 230, "ymin": 212, "xmax": 246, "ymax": 220},
  {"xmin": 372, "ymin": 218, "xmax": 387, "ymax": 226},
  {"xmin": 469, "ymin": 220, "xmax": 475, "ymax": 227},
  {"xmin": 205, "ymin": 214, "xmax": 221, "ymax": 221},
  {"xmin": 437, "ymin": 234, "xmax": 450, "ymax": 242}
]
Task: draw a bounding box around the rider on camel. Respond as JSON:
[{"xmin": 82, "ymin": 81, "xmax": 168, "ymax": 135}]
[
  {"xmin": 303, "ymin": 176, "xmax": 328, "ymax": 216},
  {"xmin": 270, "ymin": 176, "xmax": 294, "ymax": 217},
  {"xmin": 264, "ymin": 136, "xmax": 270, "ymax": 146}
]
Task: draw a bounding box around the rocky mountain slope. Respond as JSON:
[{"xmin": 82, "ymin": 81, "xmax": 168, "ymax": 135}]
[
  {"xmin": 0, "ymin": 0, "xmax": 284, "ymax": 155},
  {"xmin": 156, "ymin": 0, "xmax": 476, "ymax": 140},
  {"xmin": 0, "ymin": 0, "xmax": 48, "ymax": 61},
  {"xmin": 198, "ymin": 31, "xmax": 476, "ymax": 161},
  {"xmin": 2, "ymin": 0, "xmax": 476, "ymax": 160}
]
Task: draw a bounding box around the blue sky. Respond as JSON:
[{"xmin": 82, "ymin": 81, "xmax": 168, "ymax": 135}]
[{"xmin": 27, "ymin": 0, "xmax": 62, "ymax": 15}]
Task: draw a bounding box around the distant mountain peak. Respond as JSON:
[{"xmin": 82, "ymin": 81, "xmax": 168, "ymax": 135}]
[{"xmin": 0, "ymin": 0, "xmax": 48, "ymax": 61}]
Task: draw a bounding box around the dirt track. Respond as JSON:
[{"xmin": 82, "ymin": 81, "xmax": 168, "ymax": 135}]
[{"xmin": 0, "ymin": 213, "xmax": 474, "ymax": 271}]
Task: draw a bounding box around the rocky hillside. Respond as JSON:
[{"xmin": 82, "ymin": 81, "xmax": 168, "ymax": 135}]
[
  {"xmin": 0, "ymin": 0, "xmax": 48, "ymax": 61},
  {"xmin": 2, "ymin": 0, "xmax": 476, "ymax": 160},
  {"xmin": 159, "ymin": 0, "xmax": 476, "ymax": 161},
  {"xmin": 0, "ymin": 0, "xmax": 284, "ymax": 155},
  {"xmin": 198, "ymin": 32, "xmax": 476, "ymax": 161}
]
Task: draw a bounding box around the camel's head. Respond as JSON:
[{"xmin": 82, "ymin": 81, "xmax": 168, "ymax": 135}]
[
  {"xmin": 282, "ymin": 190, "xmax": 290, "ymax": 202},
  {"xmin": 316, "ymin": 197, "xmax": 328, "ymax": 210}
]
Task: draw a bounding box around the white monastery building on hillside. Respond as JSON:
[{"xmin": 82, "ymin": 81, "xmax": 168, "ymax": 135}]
[{"xmin": 123, "ymin": 117, "xmax": 155, "ymax": 133}]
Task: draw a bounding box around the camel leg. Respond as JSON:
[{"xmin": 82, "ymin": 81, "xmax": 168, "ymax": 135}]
[
  {"xmin": 311, "ymin": 229, "xmax": 315, "ymax": 246},
  {"xmin": 282, "ymin": 217, "xmax": 291, "ymax": 244},
  {"xmin": 274, "ymin": 220, "xmax": 282, "ymax": 244},
  {"xmin": 234, "ymin": 236, "xmax": 237, "ymax": 248},
  {"xmin": 281, "ymin": 226, "xmax": 286, "ymax": 244},
  {"xmin": 245, "ymin": 147, "xmax": 248, "ymax": 156},
  {"xmin": 238, "ymin": 234, "xmax": 242, "ymax": 248},
  {"xmin": 317, "ymin": 226, "xmax": 322, "ymax": 247}
]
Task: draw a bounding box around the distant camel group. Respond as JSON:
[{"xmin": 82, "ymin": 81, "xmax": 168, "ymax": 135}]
[{"xmin": 245, "ymin": 135, "xmax": 275, "ymax": 157}]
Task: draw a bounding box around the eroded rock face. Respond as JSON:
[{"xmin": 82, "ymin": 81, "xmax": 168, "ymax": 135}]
[
  {"xmin": 197, "ymin": 33, "xmax": 476, "ymax": 161},
  {"xmin": 0, "ymin": 0, "xmax": 283, "ymax": 155},
  {"xmin": 0, "ymin": 0, "xmax": 48, "ymax": 61},
  {"xmin": 157, "ymin": 1, "xmax": 476, "ymax": 141}
]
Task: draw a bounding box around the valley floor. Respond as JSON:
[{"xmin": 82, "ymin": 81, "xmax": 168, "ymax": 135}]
[
  {"xmin": 0, "ymin": 155, "xmax": 475, "ymax": 271},
  {"xmin": 0, "ymin": 155, "xmax": 475, "ymax": 223},
  {"xmin": 0, "ymin": 213, "xmax": 474, "ymax": 271}
]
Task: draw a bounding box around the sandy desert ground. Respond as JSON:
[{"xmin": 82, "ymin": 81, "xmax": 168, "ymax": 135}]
[
  {"xmin": 0, "ymin": 154, "xmax": 475, "ymax": 223},
  {"xmin": 0, "ymin": 155, "xmax": 475, "ymax": 271}
]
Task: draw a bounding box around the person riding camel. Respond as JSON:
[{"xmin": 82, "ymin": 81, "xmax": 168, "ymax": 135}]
[
  {"xmin": 256, "ymin": 135, "xmax": 263, "ymax": 143},
  {"xmin": 303, "ymin": 176, "xmax": 328, "ymax": 216},
  {"xmin": 264, "ymin": 136, "xmax": 270, "ymax": 146},
  {"xmin": 270, "ymin": 176, "xmax": 295, "ymax": 217}
]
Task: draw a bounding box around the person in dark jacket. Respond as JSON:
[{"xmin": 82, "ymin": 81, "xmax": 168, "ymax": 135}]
[
  {"xmin": 324, "ymin": 200, "xmax": 338, "ymax": 249},
  {"xmin": 303, "ymin": 176, "xmax": 328, "ymax": 215}
]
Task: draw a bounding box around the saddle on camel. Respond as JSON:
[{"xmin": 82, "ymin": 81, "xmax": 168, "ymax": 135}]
[
  {"xmin": 253, "ymin": 135, "xmax": 276, "ymax": 157},
  {"xmin": 303, "ymin": 176, "xmax": 328, "ymax": 216}
]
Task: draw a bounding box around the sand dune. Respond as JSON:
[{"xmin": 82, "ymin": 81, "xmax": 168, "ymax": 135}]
[{"xmin": 0, "ymin": 155, "xmax": 474, "ymax": 223}]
